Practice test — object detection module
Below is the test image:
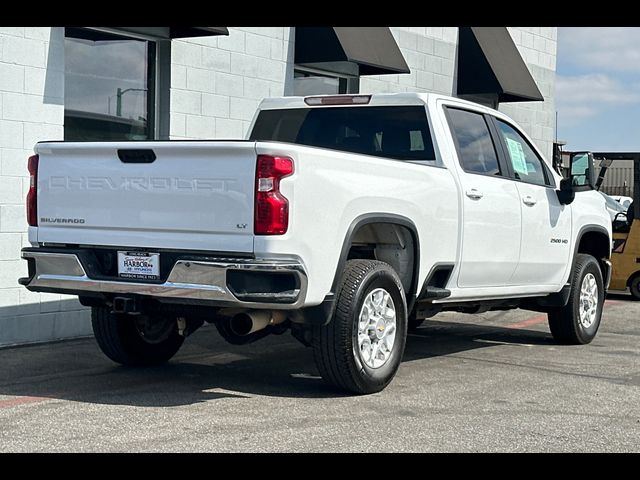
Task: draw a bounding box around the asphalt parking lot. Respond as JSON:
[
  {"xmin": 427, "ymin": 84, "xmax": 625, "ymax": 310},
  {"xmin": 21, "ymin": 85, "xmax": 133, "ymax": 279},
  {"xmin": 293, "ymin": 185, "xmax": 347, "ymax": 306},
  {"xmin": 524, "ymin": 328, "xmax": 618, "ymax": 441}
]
[{"xmin": 0, "ymin": 293, "xmax": 638, "ymax": 452}]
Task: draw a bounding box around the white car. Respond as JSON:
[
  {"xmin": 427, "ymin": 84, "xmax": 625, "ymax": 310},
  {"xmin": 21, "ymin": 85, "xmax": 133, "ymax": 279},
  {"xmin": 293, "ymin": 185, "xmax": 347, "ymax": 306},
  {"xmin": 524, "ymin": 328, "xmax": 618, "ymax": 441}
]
[
  {"xmin": 612, "ymin": 195, "xmax": 633, "ymax": 210},
  {"xmin": 600, "ymin": 192, "xmax": 628, "ymax": 222},
  {"xmin": 20, "ymin": 93, "xmax": 612, "ymax": 394}
]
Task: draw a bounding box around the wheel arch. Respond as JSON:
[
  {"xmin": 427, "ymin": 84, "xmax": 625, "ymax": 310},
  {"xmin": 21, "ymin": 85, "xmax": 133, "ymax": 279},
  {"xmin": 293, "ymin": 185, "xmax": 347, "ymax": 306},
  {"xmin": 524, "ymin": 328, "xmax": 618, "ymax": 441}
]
[
  {"xmin": 572, "ymin": 225, "xmax": 612, "ymax": 286},
  {"xmin": 298, "ymin": 213, "xmax": 421, "ymax": 327},
  {"xmin": 332, "ymin": 213, "xmax": 421, "ymax": 301}
]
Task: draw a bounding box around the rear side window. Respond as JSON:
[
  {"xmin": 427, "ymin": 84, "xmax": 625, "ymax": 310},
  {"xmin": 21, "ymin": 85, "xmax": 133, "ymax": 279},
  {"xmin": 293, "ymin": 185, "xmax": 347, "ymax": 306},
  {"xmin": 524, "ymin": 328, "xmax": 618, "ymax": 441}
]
[
  {"xmin": 249, "ymin": 106, "xmax": 436, "ymax": 161},
  {"xmin": 446, "ymin": 108, "xmax": 500, "ymax": 176}
]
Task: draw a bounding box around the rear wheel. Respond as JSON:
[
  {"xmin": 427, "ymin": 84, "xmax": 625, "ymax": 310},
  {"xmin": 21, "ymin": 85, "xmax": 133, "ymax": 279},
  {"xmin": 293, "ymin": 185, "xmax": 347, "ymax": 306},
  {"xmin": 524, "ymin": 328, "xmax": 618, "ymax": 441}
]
[
  {"xmin": 548, "ymin": 254, "xmax": 604, "ymax": 345},
  {"xmin": 312, "ymin": 260, "xmax": 408, "ymax": 394},
  {"xmin": 629, "ymin": 275, "xmax": 640, "ymax": 300},
  {"xmin": 91, "ymin": 306, "xmax": 184, "ymax": 366}
]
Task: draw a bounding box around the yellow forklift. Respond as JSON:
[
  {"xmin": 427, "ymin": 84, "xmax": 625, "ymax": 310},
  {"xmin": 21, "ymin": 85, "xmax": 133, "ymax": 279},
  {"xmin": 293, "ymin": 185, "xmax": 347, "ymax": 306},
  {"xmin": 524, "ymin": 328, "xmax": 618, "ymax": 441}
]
[{"xmin": 592, "ymin": 152, "xmax": 640, "ymax": 299}]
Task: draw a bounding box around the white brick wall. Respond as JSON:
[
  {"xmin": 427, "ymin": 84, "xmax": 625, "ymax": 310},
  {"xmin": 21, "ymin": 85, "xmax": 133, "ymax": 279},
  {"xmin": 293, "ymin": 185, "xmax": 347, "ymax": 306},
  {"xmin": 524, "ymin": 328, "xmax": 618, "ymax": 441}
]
[
  {"xmin": 360, "ymin": 27, "xmax": 557, "ymax": 160},
  {"xmin": 0, "ymin": 27, "xmax": 89, "ymax": 345},
  {"xmin": 170, "ymin": 27, "xmax": 557, "ymax": 157},
  {"xmin": 501, "ymin": 27, "xmax": 557, "ymax": 160},
  {"xmin": 170, "ymin": 27, "xmax": 293, "ymax": 140},
  {"xmin": 170, "ymin": 26, "xmax": 557, "ymax": 158}
]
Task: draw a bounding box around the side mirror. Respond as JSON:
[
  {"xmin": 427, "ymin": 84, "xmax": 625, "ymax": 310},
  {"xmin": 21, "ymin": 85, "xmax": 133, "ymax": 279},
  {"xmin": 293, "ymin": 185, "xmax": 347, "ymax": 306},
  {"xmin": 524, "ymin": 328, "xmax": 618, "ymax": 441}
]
[
  {"xmin": 569, "ymin": 151, "xmax": 595, "ymax": 190},
  {"xmin": 557, "ymin": 177, "xmax": 575, "ymax": 205},
  {"xmin": 559, "ymin": 151, "xmax": 595, "ymax": 204}
]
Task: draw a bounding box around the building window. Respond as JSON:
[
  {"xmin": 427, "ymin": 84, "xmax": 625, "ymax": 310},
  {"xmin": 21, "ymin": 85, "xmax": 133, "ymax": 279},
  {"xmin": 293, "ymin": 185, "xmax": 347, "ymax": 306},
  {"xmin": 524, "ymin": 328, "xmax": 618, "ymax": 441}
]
[
  {"xmin": 293, "ymin": 67, "xmax": 359, "ymax": 96},
  {"xmin": 64, "ymin": 28, "xmax": 156, "ymax": 141}
]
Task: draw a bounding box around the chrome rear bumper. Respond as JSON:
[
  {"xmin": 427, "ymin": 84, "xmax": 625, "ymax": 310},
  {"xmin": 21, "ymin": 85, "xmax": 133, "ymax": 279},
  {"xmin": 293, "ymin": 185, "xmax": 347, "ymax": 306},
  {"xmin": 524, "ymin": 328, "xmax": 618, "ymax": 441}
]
[{"xmin": 21, "ymin": 250, "xmax": 307, "ymax": 309}]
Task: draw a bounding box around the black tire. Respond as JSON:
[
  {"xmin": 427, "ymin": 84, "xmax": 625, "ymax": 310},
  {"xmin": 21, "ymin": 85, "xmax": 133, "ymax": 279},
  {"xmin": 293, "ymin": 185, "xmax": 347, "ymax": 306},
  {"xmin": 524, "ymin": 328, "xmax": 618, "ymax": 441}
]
[
  {"xmin": 629, "ymin": 275, "xmax": 640, "ymax": 300},
  {"xmin": 548, "ymin": 254, "xmax": 604, "ymax": 345},
  {"xmin": 91, "ymin": 306, "xmax": 184, "ymax": 366},
  {"xmin": 408, "ymin": 311, "xmax": 425, "ymax": 331},
  {"xmin": 312, "ymin": 260, "xmax": 408, "ymax": 394}
]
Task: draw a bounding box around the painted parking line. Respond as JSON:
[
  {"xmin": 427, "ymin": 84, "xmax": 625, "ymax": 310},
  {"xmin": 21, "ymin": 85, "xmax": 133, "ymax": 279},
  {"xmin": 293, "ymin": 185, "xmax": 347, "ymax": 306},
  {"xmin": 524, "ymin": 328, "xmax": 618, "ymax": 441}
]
[
  {"xmin": 605, "ymin": 299, "xmax": 623, "ymax": 305},
  {"xmin": 0, "ymin": 396, "xmax": 49, "ymax": 409},
  {"xmin": 507, "ymin": 314, "xmax": 548, "ymax": 329}
]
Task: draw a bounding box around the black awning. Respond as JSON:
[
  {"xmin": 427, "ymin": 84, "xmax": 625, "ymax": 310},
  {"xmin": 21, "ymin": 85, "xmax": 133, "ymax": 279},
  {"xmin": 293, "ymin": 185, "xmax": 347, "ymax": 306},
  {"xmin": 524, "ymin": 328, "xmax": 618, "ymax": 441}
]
[
  {"xmin": 457, "ymin": 27, "xmax": 543, "ymax": 103},
  {"xmin": 295, "ymin": 27, "xmax": 410, "ymax": 76},
  {"xmin": 110, "ymin": 27, "xmax": 228, "ymax": 39}
]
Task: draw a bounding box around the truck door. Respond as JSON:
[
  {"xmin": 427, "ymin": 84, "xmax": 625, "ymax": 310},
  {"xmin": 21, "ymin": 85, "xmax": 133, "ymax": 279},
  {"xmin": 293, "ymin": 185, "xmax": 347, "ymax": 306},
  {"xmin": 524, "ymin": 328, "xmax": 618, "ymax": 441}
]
[
  {"xmin": 445, "ymin": 107, "xmax": 522, "ymax": 288},
  {"xmin": 491, "ymin": 118, "xmax": 572, "ymax": 286}
]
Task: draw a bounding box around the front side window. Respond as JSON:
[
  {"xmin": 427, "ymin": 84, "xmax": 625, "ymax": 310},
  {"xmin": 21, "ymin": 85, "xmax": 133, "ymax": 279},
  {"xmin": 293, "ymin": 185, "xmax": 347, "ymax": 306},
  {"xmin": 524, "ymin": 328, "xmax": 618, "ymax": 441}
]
[
  {"xmin": 446, "ymin": 108, "xmax": 500, "ymax": 176},
  {"xmin": 64, "ymin": 28, "xmax": 156, "ymax": 141},
  {"xmin": 495, "ymin": 120, "xmax": 548, "ymax": 186},
  {"xmin": 250, "ymin": 106, "xmax": 435, "ymax": 161}
]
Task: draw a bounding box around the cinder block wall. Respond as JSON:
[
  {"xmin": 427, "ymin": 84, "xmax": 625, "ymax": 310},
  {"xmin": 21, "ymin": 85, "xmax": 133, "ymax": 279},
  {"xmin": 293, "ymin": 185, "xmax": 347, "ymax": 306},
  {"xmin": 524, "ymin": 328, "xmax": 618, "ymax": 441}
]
[
  {"xmin": 170, "ymin": 27, "xmax": 294, "ymax": 140},
  {"xmin": 500, "ymin": 27, "xmax": 557, "ymax": 161},
  {"xmin": 171, "ymin": 27, "xmax": 557, "ymax": 159},
  {"xmin": 0, "ymin": 27, "xmax": 91, "ymax": 347},
  {"xmin": 363, "ymin": 27, "xmax": 556, "ymax": 159}
]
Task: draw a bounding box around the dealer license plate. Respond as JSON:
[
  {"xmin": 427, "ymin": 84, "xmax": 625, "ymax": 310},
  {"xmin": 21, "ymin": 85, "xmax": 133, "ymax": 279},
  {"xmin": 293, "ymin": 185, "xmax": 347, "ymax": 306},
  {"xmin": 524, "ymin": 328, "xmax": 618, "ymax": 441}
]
[{"xmin": 117, "ymin": 251, "xmax": 160, "ymax": 280}]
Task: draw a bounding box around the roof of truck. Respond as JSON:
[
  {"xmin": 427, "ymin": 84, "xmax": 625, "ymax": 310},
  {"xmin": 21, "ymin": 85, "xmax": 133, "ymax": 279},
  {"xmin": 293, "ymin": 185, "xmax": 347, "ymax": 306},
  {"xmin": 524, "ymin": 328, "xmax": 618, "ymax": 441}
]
[{"xmin": 258, "ymin": 92, "xmax": 503, "ymax": 115}]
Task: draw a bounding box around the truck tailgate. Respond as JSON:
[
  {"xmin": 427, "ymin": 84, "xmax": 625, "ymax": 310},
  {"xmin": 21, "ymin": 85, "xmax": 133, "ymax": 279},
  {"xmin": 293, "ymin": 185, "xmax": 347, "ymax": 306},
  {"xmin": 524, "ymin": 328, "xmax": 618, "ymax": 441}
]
[{"xmin": 34, "ymin": 141, "xmax": 257, "ymax": 253}]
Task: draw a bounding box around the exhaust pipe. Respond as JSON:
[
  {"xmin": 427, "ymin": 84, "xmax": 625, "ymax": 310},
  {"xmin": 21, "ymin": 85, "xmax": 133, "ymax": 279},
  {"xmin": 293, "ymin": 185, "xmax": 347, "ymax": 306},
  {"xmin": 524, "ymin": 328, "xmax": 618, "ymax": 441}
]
[
  {"xmin": 216, "ymin": 310, "xmax": 287, "ymax": 345},
  {"xmin": 229, "ymin": 310, "xmax": 286, "ymax": 336}
]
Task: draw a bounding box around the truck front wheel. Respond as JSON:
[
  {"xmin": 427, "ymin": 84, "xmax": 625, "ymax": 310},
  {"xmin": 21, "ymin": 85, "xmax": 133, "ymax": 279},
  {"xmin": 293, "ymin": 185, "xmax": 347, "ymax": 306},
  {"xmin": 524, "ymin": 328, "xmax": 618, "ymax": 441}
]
[
  {"xmin": 91, "ymin": 306, "xmax": 184, "ymax": 366},
  {"xmin": 312, "ymin": 260, "xmax": 408, "ymax": 394},
  {"xmin": 548, "ymin": 254, "xmax": 604, "ymax": 345}
]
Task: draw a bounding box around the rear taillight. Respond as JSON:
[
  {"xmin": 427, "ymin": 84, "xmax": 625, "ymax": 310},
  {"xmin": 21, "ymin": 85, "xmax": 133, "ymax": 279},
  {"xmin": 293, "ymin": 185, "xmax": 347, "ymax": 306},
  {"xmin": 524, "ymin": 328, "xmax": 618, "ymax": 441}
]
[
  {"xmin": 254, "ymin": 154, "xmax": 293, "ymax": 235},
  {"xmin": 27, "ymin": 154, "xmax": 39, "ymax": 227}
]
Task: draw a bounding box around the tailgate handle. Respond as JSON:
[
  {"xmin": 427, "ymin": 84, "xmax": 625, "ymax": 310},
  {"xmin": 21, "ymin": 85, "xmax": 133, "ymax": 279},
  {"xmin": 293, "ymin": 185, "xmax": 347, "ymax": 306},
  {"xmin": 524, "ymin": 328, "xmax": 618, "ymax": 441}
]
[{"xmin": 117, "ymin": 149, "xmax": 157, "ymax": 164}]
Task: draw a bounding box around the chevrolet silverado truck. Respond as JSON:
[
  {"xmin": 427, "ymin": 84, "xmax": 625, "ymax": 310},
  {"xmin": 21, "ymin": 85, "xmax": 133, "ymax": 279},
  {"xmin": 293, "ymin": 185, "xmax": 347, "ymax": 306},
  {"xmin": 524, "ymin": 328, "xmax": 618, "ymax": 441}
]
[{"xmin": 20, "ymin": 93, "xmax": 612, "ymax": 394}]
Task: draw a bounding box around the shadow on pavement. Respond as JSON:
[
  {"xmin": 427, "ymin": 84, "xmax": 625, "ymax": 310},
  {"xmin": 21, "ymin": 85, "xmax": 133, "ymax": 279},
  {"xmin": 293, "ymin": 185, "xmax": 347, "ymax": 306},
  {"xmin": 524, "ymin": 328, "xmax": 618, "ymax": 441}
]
[
  {"xmin": 0, "ymin": 317, "xmax": 559, "ymax": 407},
  {"xmin": 403, "ymin": 319, "xmax": 555, "ymax": 363},
  {"xmin": 606, "ymin": 291, "xmax": 636, "ymax": 302}
]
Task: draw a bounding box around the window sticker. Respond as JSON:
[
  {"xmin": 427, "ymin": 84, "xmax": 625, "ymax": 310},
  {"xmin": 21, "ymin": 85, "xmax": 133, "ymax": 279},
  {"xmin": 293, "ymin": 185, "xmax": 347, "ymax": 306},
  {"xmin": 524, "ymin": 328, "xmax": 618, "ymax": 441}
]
[
  {"xmin": 409, "ymin": 130, "xmax": 425, "ymax": 151},
  {"xmin": 506, "ymin": 137, "xmax": 528, "ymax": 176}
]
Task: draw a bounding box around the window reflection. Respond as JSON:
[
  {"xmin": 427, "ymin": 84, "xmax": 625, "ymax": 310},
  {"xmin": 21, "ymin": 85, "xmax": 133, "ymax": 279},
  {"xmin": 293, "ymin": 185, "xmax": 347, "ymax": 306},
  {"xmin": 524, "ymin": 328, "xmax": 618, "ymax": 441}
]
[
  {"xmin": 293, "ymin": 69, "xmax": 350, "ymax": 96},
  {"xmin": 64, "ymin": 28, "xmax": 155, "ymax": 141}
]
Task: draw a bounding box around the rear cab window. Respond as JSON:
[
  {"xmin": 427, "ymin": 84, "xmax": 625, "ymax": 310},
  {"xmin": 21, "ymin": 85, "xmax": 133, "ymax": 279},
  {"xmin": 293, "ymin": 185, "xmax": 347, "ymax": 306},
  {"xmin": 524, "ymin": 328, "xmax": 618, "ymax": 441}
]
[{"xmin": 249, "ymin": 105, "xmax": 436, "ymax": 162}]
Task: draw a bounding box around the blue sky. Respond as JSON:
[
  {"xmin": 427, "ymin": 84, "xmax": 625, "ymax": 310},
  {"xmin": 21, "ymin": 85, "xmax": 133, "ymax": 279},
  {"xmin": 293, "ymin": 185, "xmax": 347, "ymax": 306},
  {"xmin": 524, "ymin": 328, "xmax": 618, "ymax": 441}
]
[{"xmin": 556, "ymin": 27, "xmax": 640, "ymax": 151}]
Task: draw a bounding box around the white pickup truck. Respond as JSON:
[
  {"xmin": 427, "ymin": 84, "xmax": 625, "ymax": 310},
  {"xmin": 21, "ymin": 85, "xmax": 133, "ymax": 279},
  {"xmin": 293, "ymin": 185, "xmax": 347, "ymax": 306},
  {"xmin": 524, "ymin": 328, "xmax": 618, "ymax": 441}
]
[{"xmin": 20, "ymin": 93, "xmax": 612, "ymax": 394}]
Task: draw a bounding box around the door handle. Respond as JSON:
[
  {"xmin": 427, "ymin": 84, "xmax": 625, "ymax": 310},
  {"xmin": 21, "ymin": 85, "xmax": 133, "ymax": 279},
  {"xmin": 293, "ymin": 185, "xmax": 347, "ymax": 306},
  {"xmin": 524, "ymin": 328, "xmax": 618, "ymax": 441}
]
[
  {"xmin": 465, "ymin": 189, "xmax": 483, "ymax": 200},
  {"xmin": 523, "ymin": 195, "xmax": 537, "ymax": 206}
]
